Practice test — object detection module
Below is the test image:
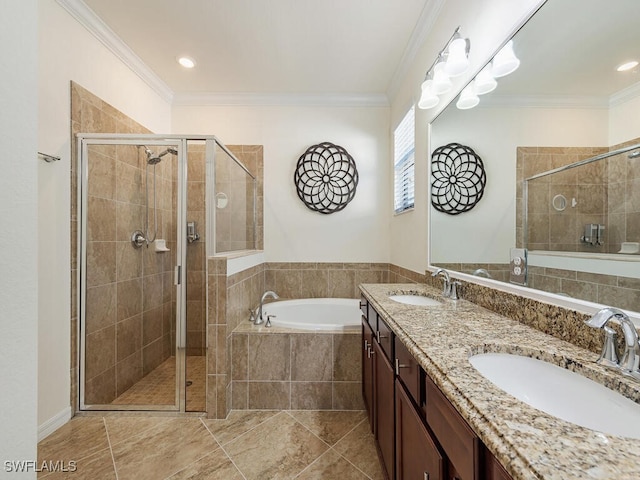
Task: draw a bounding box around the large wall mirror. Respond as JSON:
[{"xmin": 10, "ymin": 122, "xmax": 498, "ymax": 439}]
[{"xmin": 429, "ymin": 0, "xmax": 640, "ymax": 318}]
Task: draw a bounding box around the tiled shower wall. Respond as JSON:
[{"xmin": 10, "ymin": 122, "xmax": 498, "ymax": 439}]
[
  {"xmin": 186, "ymin": 145, "xmax": 206, "ymax": 356},
  {"xmin": 513, "ymin": 140, "xmax": 640, "ymax": 312},
  {"xmin": 517, "ymin": 145, "xmax": 608, "ymax": 252},
  {"xmin": 216, "ymin": 146, "xmax": 264, "ymax": 252},
  {"xmin": 71, "ymin": 82, "xmax": 174, "ymax": 406},
  {"xmin": 516, "ymin": 138, "xmax": 640, "ymax": 253}
]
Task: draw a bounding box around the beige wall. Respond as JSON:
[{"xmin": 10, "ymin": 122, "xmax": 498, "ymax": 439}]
[
  {"xmin": 172, "ymin": 104, "xmax": 391, "ymax": 264},
  {"xmin": 38, "ymin": 0, "xmax": 172, "ymax": 431},
  {"xmin": 1, "ymin": 0, "xmax": 38, "ymax": 462}
]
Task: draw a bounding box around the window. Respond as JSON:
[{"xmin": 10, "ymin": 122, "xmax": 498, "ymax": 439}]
[{"xmin": 393, "ymin": 105, "xmax": 415, "ymax": 213}]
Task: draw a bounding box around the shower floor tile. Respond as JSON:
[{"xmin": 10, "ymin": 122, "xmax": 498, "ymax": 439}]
[
  {"xmin": 37, "ymin": 410, "xmax": 383, "ymax": 479},
  {"xmin": 111, "ymin": 355, "xmax": 206, "ymax": 411}
]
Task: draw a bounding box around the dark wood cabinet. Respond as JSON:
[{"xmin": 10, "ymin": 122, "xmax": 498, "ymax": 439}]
[
  {"xmin": 425, "ymin": 376, "xmax": 480, "ymax": 480},
  {"xmin": 374, "ymin": 339, "xmax": 396, "ymax": 480},
  {"xmin": 395, "ymin": 379, "xmax": 444, "ymax": 480},
  {"xmin": 362, "ymin": 318, "xmax": 375, "ymax": 432},
  {"xmin": 360, "ymin": 297, "xmax": 512, "ymax": 480}
]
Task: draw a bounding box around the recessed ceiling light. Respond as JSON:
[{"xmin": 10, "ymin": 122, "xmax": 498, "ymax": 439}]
[
  {"xmin": 616, "ymin": 60, "xmax": 638, "ymax": 72},
  {"xmin": 177, "ymin": 56, "xmax": 196, "ymax": 69}
]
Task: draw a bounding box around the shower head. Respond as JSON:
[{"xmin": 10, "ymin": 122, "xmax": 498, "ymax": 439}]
[{"xmin": 142, "ymin": 145, "xmax": 178, "ymax": 165}]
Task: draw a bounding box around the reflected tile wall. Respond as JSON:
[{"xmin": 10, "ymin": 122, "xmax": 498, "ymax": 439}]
[{"xmin": 517, "ymin": 139, "xmax": 640, "ymax": 254}]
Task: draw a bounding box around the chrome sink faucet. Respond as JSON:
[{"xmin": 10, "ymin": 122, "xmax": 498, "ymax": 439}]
[
  {"xmin": 431, "ymin": 268, "xmax": 460, "ymax": 300},
  {"xmin": 256, "ymin": 290, "xmax": 279, "ymax": 325},
  {"xmin": 585, "ymin": 307, "xmax": 640, "ymax": 380}
]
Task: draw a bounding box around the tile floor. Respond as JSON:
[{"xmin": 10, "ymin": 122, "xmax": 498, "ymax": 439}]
[
  {"xmin": 111, "ymin": 356, "xmax": 206, "ymax": 412},
  {"xmin": 37, "ymin": 410, "xmax": 384, "ymax": 479}
]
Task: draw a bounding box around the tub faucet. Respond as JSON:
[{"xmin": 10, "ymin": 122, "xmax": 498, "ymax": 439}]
[
  {"xmin": 256, "ymin": 291, "xmax": 279, "ymax": 325},
  {"xmin": 585, "ymin": 307, "xmax": 640, "ymax": 380}
]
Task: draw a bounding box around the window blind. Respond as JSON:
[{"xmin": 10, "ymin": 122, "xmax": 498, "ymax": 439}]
[{"xmin": 394, "ymin": 106, "xmax": 415, "ymax": 213}]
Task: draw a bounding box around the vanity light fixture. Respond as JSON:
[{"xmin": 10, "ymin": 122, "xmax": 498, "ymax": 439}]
[
  {"xmin": 418, "ymin": 27, "xmax": 470, "ymax": 110},
  {"xmin": 491, "ymin": 40, "xmax": 520, "ymax": 78},
  {"xmin": 418, "ymin": 79, "xmax": 440, "ymax": 109},
  {"xmin": 617, "ymin": 60, "xmax": 638, "ymax": 72},
  {"xmin": 177, "ymin": 56, "xmax": 196, "ymax": 68}
]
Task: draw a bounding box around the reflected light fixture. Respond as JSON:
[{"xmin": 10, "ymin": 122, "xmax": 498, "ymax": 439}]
[
  {"xmin": 491, "ymin": 40, "xmax": 520, "ymax": 78},
  {"xmin": 456, "ymin": 84, "xmax": 480, "ymax": 110},
  {"xmin": 474, "ymin": 65, "xmax": 497, "ymax": 95},
  {"xmin": 177, "ymin": 56, "xmax": 196, "ymax": 68},
  {"xmin": 417, "ymin": 26, "xmax": 470, "ymax": 110},
  {"xmin": 617, "ymin": 60, "xmax": 639, "ymax": 72}
]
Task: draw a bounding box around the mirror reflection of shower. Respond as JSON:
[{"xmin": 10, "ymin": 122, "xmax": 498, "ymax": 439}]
[{"xmin": 134, "ymin": 145, "xmax": 178, "ymax": 248}]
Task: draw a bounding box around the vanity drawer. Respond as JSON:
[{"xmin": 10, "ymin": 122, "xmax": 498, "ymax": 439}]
[
  {"xmin": 367, "ymin": 302, "xmax": 377, "ymax": 327},
  {"xmin": 394, "ymin": 336, "xmax": 423, "ymax": 406},
  {"xmin": 425, "ymin": 377, "xmax": 480, "ymax": 480},
  {"xmin": 376, "ymin": 316, "xmax": 394, "ymax": 360}
]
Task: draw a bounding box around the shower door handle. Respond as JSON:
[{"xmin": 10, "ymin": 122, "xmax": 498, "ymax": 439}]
[{"xmin": 174, "ymin": 265, "xmax": 182, "ymax": 285}]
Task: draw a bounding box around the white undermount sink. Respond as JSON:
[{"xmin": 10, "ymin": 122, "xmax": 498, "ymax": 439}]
[
  {"xmin": 469, "ymin": 353, "xmax": 640, "ymax": 439},
  {"xmin": 389, "ymin": 294, "xmax": 442, "ymax": 306}
]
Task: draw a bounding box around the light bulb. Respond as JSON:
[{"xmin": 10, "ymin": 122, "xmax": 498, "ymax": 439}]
[
  {"xmin": 444, "ymin": 37, "xmax": 470, "ymax": 77},
  {"xmin": 491, "ymin": 40, "xmax": 520, "ymax": 78},
  {"xmin": 432, "ymin": 61, "xmax": 452, "ymax": 95},
  {"xmin": 456, "ymin": 84, "xmax": 479, "ymax": 110},
  {"xmin": 177, "ymin": 56, "xmax": 196, "ymax": 69},
  {"xmin": 418, "ymin": 79, "xmax": 439, "ymax": 109},
  {"xmin": 474, "ymin": 65, "xmax": 497, "ymax": 95}
]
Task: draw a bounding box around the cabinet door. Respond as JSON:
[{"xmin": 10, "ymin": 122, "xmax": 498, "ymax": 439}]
[
  {"xmin": 425, "ymin": 377, "xmax": 480, "ymax": 480},
  {"xmin": 374, "ymin": 340, "xmax": 395, "ymax": 480},
  {"xmin": 395, "ymin": 380, "xmax": 444, "ymax": 480},
  {"xmin": 362, "ymin": 319, "xmax": 375, "ymax": 433},
  {"xmin": 395, "ymin": 336, "xmax": 422, "ymax": 405},
  {"xmin": 484, "ymin": 449, "xmax": 513, "ymax": 480}
]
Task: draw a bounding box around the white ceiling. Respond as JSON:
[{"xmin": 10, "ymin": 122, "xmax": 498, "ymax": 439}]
[{"xmin": 81, "ymin": 0, "xmax": 431, "ymax": 99}]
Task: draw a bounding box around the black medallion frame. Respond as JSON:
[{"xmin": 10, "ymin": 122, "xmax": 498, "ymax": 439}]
[
  {"xmin": 431, "ymin": 142, "xmax": 486, "ymax": 215},
  {"xmin": 293, "ymin": 142, "xmax": 359, "ymax": 214}
]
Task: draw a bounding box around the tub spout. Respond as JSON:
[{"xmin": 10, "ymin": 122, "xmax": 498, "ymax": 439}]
[{"xmin": 256, "ymin": 291, "xmax": 279, "ymax": 325}]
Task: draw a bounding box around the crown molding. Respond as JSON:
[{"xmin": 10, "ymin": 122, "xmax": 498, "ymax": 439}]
[
  {"xmin": 478, "ymin": 94, "xmax": 609, "ymax": 109},
  {"xmin": 56, "ymin": 0, "xmax": 174, "ymax": 104},
  {"xmin": 610, "ymin": 81, "xmax": 640, "ymax": 107},
  {"xmin": 173, "ymin": 92, "xmax": 389, "ymax": 108},
  {"xmin": 386, "ymin": 0, "xmax": 447, "ymax": 102}
]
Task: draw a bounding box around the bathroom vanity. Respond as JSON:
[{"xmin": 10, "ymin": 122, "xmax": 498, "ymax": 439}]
[{"xmin": 359, "ymin": 283, "xmax": 640, "ymax": 480}]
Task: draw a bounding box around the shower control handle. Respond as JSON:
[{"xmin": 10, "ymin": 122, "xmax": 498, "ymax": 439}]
[{"xmin": 131, "ymin": 230, "xmax": 146, "ymax": 249}]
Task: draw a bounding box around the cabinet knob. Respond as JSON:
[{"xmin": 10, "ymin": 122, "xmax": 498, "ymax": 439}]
[
  {"xmin": 423, "ymin": 473, "xmax": 429, "ymax": 480},
  {"xmin": 367, "ymin": 347, "xmax": 374, "ymax": 358},
  {"xmin": 364, "ymin": 340, "xmax": 369, "ymax": 351}
]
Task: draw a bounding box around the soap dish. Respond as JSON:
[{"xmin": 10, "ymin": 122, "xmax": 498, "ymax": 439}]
[
  {"xmin": 618, "ymin": 242, "xmax": 640, "ymax": 254},
  {"xmin": 154, "ymin": 239, "xmax": 170, "ymax": 252}
]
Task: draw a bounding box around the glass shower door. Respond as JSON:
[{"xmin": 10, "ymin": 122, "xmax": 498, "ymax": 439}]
[{"xmin": 79, "ymin": 137, "xmax": 184, "ymax": 411}]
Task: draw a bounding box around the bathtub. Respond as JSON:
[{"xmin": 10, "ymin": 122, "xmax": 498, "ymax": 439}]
[{"xmin": 258, "ymin": 298, "xmax": 361, "ymax": 331}]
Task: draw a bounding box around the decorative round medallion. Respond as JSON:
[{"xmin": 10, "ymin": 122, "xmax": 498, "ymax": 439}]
[
  {"xmin": 431, "ymin": 142, "xmax": 486, "ymax": 215},
  {"xmin": 294, "ymin": 142, "xmax": 359, "ymax": 214}
]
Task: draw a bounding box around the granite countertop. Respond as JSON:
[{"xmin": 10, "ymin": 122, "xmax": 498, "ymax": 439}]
[{"xmin": 359, "ymin": 283, "xmax": 640, "ymax": 480}]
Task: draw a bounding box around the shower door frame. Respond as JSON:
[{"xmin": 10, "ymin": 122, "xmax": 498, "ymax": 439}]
[{"xmin": 77, "ymin": 134, "xmax": 190, "ymax": 412}]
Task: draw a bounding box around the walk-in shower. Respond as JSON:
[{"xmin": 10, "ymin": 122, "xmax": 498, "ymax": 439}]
[{"xmin": 77, "ymin": 134, "xmax": 256, "ymax": 412}]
